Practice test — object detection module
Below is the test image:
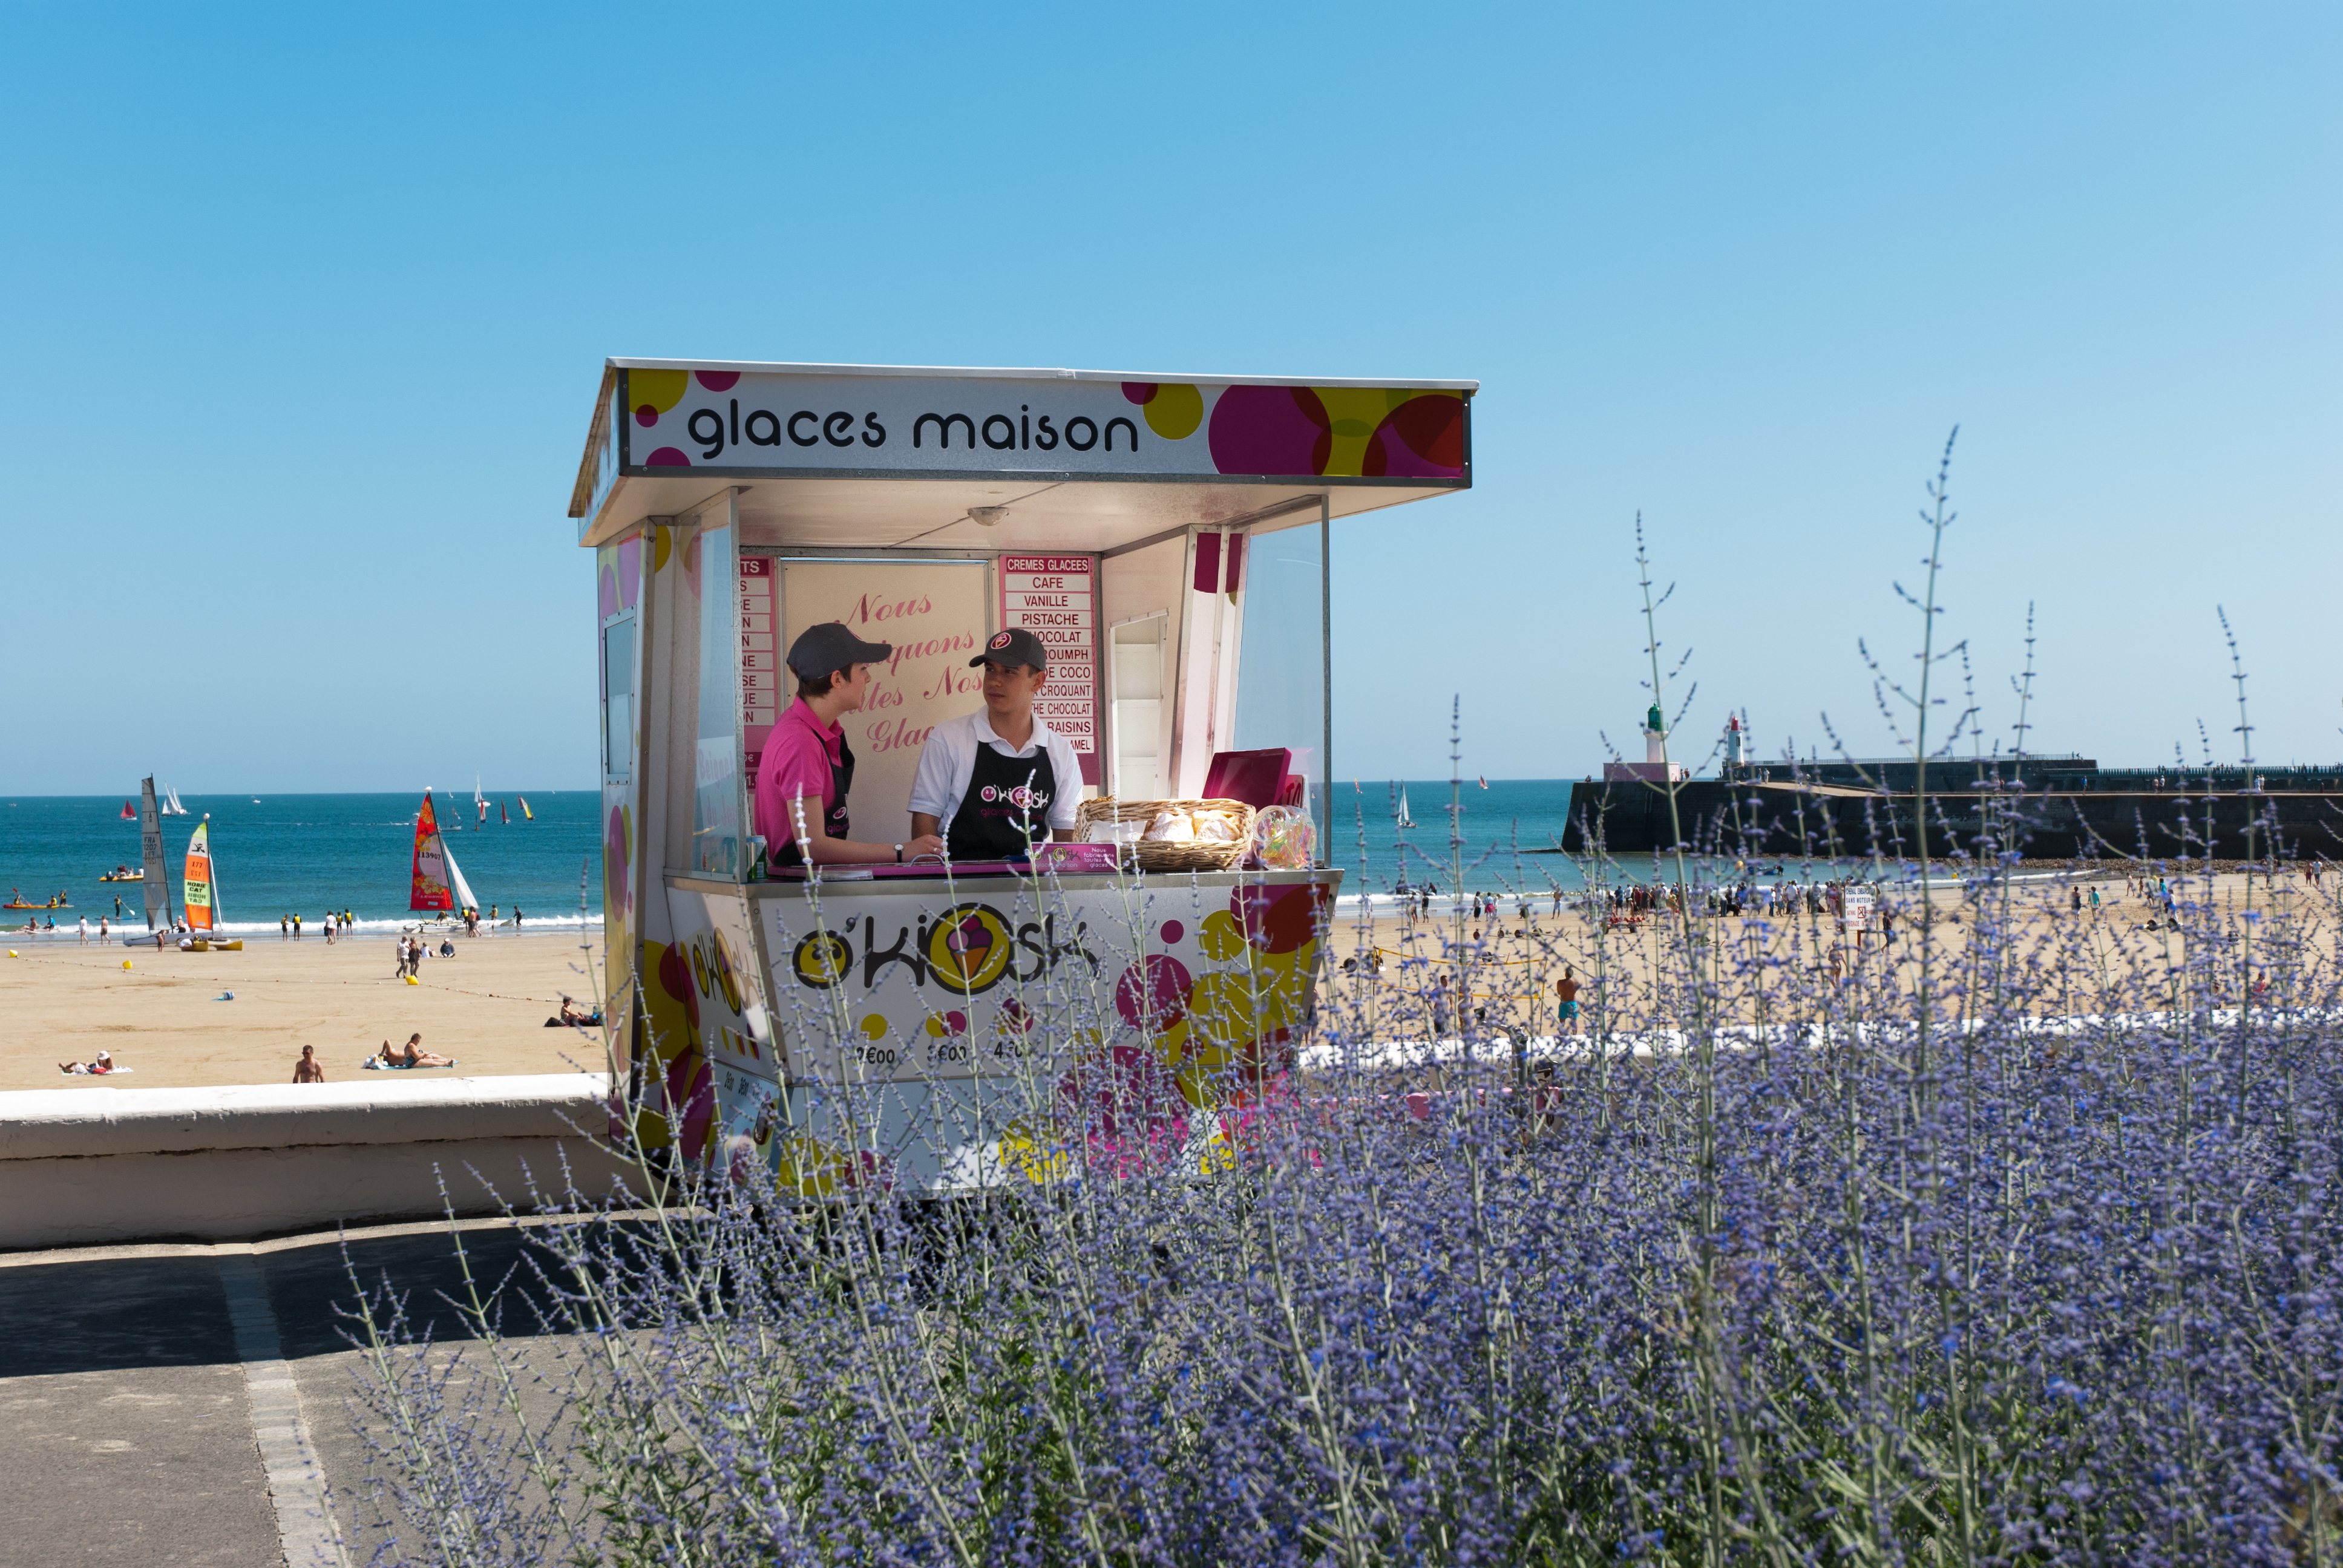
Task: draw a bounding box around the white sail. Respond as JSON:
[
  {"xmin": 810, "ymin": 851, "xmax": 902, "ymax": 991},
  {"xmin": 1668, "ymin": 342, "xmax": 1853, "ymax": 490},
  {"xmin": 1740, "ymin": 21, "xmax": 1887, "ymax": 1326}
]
[
  {"xmin": 1397, "ymin": 787, "xmax": 1414, "ymax": 829},
  {"xmin": 441, "ymin": 833, "xmax": 480, "ymax": 914}
]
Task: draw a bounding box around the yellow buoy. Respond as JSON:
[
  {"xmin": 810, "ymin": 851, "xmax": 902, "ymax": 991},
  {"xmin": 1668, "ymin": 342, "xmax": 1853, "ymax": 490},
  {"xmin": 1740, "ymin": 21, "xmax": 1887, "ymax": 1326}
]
[
  {"xmin": 5, "ymin": 950, "xmax": 15, "ymax": 958},
  {"xmin": 405, "ymin": 974, "xmax": 419, "ymax": 985},
  {"xmin": 123, "ymin": 958, "xmax": 134, "ymax": 969}
]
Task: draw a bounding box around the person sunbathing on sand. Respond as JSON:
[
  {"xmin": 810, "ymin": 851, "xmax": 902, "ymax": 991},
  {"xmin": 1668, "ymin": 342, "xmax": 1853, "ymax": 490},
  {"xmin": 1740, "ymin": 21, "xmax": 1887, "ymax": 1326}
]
[
  {"xmin": 399, "ymin": 1032, "xmax": 454, "ymax": 1068},
  {"xmin": 59, "ymin": 1050, "xmax": 116, "ymax": 1075}
]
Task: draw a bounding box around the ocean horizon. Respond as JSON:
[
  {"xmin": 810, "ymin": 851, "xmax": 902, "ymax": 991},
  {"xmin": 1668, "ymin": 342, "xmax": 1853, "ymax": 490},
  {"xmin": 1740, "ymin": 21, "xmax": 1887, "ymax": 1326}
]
[
  {"xmin": 1, "ymin": 790, "xmax": 603, "ymax": 937},
  {"xmin": 2, "ymin": 779, "xmax": 1878, "ymax": 932}
]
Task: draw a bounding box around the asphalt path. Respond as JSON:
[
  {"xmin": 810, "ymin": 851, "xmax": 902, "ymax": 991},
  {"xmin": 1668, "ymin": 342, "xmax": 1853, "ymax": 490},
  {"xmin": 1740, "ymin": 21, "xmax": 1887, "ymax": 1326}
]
[{"xmin": 0, "ymin": 1220, "xmax": 571, "ymax": 1567}]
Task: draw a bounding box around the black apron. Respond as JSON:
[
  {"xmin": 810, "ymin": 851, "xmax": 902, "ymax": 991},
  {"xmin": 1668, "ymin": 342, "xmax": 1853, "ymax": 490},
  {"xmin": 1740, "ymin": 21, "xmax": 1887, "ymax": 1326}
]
[
  {"xmin": 774, "ymin": 731, "xmax": 854, "ymax": 867},
  {"xmin": 946, "ymin": 740, "xmax": 1058, "ymax": 861}
]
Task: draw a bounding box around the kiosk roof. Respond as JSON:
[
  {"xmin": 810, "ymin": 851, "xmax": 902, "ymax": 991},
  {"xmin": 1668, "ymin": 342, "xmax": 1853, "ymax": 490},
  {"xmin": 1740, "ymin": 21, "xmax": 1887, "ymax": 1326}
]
[{"xmin": 573, "ymin": 359, "xmax": 1475, "ymax": 550}]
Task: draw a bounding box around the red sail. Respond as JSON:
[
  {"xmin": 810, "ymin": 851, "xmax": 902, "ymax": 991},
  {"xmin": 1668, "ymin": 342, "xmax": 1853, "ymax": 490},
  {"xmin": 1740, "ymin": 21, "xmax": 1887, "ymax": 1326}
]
[{"xmin": 410, "ymin": 792, "xmax": 454, "ymax": 911}]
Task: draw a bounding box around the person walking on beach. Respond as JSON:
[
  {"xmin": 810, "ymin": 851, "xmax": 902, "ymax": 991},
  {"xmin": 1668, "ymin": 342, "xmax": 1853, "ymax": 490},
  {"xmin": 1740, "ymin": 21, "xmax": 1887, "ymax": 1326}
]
[
  {"xmin": 293, "ymin": 1045, "xmax": 325, "ymax": 1083},
  {"xmin": 77, "ymin": 916, "xmax": 88, "ymax": 946},
  {"xmin": 1555, "ymin": 966, "xmax": 1582, "ymax": 1035},
  {"xmin": 281, "ymin": 915, "xmax": 289, "ymax": 940},
  {"xmin": 98, "ymin": 916, "xmax": 107, "ymax": 943},
  {"xmin": 513, "ymin": 906, "xmax": 523, "ymax": 928}
]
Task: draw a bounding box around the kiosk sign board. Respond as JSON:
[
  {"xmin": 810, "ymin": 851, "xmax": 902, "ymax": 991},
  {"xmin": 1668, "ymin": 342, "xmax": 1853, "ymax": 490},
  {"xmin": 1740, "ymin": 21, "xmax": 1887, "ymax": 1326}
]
[{"xmin": 605, "ymin": 368, "xmax": 1469, "ymax": 485}]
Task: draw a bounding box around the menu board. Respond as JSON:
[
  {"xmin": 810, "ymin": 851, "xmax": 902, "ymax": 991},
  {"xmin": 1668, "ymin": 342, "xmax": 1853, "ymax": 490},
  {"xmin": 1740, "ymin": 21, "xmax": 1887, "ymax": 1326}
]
[
  {"xmin": 999, "ymin": 554, "xmax": 1099, "ymax": 785},
  {"xmin": 739, "ymin": 557, "xmax": 779, "ymax": 777}
]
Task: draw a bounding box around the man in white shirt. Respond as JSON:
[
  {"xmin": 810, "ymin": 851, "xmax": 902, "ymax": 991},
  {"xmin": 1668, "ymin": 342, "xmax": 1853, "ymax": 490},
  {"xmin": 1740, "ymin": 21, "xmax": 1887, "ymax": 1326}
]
[{"xmin": 910, "ymin": 627, "xmax": 1083, "ymax": 861}]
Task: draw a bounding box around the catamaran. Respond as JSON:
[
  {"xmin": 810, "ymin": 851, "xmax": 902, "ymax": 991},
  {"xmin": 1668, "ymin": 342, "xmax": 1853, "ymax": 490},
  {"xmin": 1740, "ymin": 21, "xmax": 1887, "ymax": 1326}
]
[
  {"xmin": 411, "ymin": 789, "xmax": 480, "ymax": 917},
  {"xmin": 158, "ymin": 783, "xmax": 188, "ymax": 817},
  {"xmin": 184, "ymin": 818, "xmax": 219, "ymax": 935},
  {"xmin": 517, "ymin": 795, "xmax": 534, "ymax": 822}
]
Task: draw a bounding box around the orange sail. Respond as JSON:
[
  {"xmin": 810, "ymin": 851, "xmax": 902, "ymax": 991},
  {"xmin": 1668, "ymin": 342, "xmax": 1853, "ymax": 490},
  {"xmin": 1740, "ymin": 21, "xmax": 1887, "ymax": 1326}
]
[
  {"xmin": 411, "ymin": 792, "xmax": 454, "ymax": 912},
  {"xmin": 183, "ymin": 821, "xmax": 215, "ymax": 933}
]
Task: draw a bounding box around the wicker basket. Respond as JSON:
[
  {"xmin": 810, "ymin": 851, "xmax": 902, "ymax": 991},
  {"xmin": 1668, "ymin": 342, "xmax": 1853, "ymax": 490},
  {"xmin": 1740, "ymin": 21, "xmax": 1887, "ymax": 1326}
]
[{"xmin": 1075, "ymin": 797, "xmax": 1256, "ymax": 872}]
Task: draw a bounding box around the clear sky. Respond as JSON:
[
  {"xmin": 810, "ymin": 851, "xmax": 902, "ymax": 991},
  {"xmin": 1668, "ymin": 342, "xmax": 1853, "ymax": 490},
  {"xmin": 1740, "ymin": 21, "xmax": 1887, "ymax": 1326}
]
[{"xmin": 2, "ymin": 3, "xmax": 2335, "ymax": 794}]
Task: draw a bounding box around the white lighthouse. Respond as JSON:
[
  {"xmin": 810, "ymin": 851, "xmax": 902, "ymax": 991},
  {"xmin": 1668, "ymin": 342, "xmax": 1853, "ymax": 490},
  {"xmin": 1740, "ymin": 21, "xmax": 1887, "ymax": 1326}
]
[
  {"xmin": 1724, "ymin": 712, "xmax": 1748, "ymax": 771},
  {"xmin": 1604, "ymin": 700, "xmax": 1691, "ymax": 783}
]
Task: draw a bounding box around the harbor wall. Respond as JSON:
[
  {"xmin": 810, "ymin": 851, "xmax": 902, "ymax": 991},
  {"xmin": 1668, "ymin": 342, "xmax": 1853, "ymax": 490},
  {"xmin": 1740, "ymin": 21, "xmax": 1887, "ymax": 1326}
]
[
  {"xmin": 0, "ymin": 1073, "xmax": 633, "ymax": 1251},
  {"xmin": 1561, "ymin": 779, "xmax": 2343, "ymax": 861}
]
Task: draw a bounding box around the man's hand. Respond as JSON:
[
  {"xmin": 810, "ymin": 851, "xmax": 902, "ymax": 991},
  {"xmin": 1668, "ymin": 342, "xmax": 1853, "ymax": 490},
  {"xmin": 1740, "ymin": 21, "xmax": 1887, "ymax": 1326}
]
[{"xmin": 905, "ymin": 833, "xmax": 946, "ymax": 861}]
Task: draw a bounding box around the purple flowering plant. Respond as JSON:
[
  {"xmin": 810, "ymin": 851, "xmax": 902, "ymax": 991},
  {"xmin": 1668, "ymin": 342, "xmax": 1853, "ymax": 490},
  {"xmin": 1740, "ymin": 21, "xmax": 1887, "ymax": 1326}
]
[{"xmin": 341, "ymin": 439, "xmax": 2343, "ymax": 1566}]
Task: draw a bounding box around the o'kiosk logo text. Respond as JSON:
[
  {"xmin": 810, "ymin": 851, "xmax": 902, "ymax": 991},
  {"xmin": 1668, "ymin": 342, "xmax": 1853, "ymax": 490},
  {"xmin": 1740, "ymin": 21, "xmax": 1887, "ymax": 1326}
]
[{"xmin": 786, "ymin": 903, "xmax": 1096, "ymax": 996}]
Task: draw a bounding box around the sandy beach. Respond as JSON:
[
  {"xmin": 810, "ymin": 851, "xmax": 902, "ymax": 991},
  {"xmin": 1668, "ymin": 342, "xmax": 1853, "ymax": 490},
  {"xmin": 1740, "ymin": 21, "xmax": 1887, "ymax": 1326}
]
[
  {"xmin": 0, "ymin": 929, "xmax": 613, "ymax": 1092},
  {"xmin": 1320, "ymin": 868, "xmax": 2326, "ymax": 1037},
  {"xmin": 3, "ymin": 869, "xmax": 2322, "ymax": 1093}
]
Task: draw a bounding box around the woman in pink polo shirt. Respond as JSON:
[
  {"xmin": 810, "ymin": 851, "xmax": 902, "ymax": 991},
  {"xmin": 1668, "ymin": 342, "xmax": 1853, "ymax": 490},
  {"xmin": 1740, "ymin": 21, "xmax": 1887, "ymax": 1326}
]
[{"xmin": 753, "ymin": 622, "xmax": 946, "ymax": 867}]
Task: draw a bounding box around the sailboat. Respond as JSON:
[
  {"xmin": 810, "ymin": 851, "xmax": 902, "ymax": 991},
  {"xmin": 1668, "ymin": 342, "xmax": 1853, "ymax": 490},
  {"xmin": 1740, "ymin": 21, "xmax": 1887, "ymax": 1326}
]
[
  {"xmin": 410, "ymin": 789, "xmax": 479, "ymax": 916},
  {"xmin": 500, "ymin": 799, "xmax": 509, "ymax": 825},
  {"xmin": 412, "ymin": 792, "xmax": 456, "ymax": 912},
  {"xmin": 475, "ymin": 776, "xmax": 489, "ymax": 825},
  {"xmin": 159, "ymin": 783, "xmax": 188, "ymax": 817},
  {"xmin": 517, "ymin": 795, "xmax": 534, "ymax": 822},
  {"xmin": 1396, "ymin": 787, "xmax": 1415, "ymax": 829},
  {"xmin": 119, "ymin": 801, "xmax": 135, "ymax": 820},
  {"xmin": 138, "ymin": 777, "xmax": 174, "ymax": 932},
  {"xmin": 184, "ymin": 818, "xmax": 220, "ymax": 935}
]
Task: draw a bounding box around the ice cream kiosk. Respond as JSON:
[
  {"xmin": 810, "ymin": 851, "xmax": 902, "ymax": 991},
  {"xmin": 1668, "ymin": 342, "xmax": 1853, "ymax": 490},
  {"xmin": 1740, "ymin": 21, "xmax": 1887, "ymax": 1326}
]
[{"xmin": 571, "ymin": 361, "xmax": 1473, "ymax": 1194}]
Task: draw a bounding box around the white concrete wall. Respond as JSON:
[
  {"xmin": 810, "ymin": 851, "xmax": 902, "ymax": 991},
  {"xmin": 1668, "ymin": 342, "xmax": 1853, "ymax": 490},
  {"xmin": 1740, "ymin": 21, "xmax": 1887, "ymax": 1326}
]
[{"xmin": 0, "ymin": 1073, "xmax": 636, "ymax": 1251}]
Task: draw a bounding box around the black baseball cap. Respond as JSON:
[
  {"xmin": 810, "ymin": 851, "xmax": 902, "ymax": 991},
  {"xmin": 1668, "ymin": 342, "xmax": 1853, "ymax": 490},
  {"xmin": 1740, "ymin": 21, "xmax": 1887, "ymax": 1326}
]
[
  {"xmin": 787, "ymin": 621, "xmax": 892, "ymax": 680},
  {"xmin": 970, "ymin": 627, "xmax": 1048, "ymax": 670}
]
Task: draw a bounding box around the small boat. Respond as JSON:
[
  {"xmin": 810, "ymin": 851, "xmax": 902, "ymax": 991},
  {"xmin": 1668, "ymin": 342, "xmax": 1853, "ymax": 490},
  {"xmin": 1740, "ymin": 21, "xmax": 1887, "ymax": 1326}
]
[
  {"xmin": 5, "ymin": 890, "xmax": 72, "ymax": 910},
  {"xmin": 1396, "ymin": 787, "xmax": 1415, "ymax": 829},
  {"xmin": 183, "ymin": 818, "xmax": 222, "ymax": 938},
  {"xmin": 500, "ymin": 799, "xmax": 510, "ymax": 825},
  {"xmin": 518, "ymin": 795, "xmax": 534, "ymax": 821},
  {"xmin": 119, "ymin": 801, "xmax": 136, "ymax": 820},
  {"xmin": 100, "ymin": 866, "xmax": 144, "ymax": 882},
  {"xmin": 1478, "ymin": 776, "xmax": 1489, "ymax": 789},
  {"xmin": 159, "ymin": 783, "xmax": 187, "ymax": 816}
]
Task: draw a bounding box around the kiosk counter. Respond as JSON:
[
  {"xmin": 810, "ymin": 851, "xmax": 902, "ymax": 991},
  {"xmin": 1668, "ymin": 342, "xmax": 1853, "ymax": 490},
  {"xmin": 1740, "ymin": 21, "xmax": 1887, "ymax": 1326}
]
[{"xmin": 571, "ymin": 360, "xmax": 1473, "ymax": 1194}]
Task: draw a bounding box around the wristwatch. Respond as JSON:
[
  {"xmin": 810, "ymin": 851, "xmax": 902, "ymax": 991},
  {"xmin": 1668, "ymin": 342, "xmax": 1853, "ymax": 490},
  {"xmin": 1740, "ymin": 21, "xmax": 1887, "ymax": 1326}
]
[{"xmin": 894, "ymin": 844, "xmax": 903, "ymax": 863}]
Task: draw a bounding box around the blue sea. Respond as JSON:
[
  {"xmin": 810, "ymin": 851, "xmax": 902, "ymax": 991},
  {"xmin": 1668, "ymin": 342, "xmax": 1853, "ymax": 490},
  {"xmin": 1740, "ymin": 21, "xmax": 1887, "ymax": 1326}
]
[
  {"xmin": 2, "ymin": 780, "xmax": 1794, "ymax": 939},
  {"xmin": 0, "ymin": 791, "xmax": 602, "ymax": 938}
]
